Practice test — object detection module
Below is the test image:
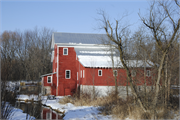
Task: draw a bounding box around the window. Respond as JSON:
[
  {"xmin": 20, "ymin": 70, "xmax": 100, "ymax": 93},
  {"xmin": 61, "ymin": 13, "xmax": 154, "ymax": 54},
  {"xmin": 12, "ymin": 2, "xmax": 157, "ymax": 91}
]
[
  {"xmin": 63, "ymin": 48, "xmax": 68, "ymax": 55},
  {"xmin": 83, "ymin": 70, "xmax": 85, "ymax": 78},
  {"xmin": 146, "ymin": 70, "xmax": 151, "ymax": 77},
  {"xmin": 113, "ymin": 70, "xmax": 118, "ymax": 76},
  {"xmin": 81, "ymin": 70, "xmax": 82, "ymax": 78},
  {"xmin": 131, "ymin": 70, "xmax": 136, "ymax": 77},
  {"xmin": 98, "ymin": 70, "xmax": 102, "ymax": 76},
  {"xmin": 47, "ymin": 76, "xmax": 52, "ymax": 83},
  {"xmin": 77, "ymin": 72, "xmax": 78, "ymax": 80},
  {"xmin": 65, "ymin": 70, "xmax": 71, "ymax": 79}
]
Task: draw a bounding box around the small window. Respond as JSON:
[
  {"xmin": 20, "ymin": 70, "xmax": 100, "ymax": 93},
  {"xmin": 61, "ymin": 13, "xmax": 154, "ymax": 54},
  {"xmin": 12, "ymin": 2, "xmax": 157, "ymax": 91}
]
[
  {"xmin": 131, "ymin": 70, "xmax": 136, "ymax": 77},
  {"xmin": 81, "ymin": 70, "xmax": 82, "ymax": 78},
  {"xmin": 98, "ymin": 70, "xmax": 102, "ymax": 76},
  {"xmin": 146, "ymin": 70, "xmax": 151, "ymax": 77},
  {"xmin": 47, "ymin": 76, "xmax": 52, "ymax": 83},
  {"xmin": 77, "ymin": 72, "xmax": 78, "ymax": 80},
  {"xmin": 65, "ymin": 70, "xmax": 71, "ymax": 79},
  {"xmin": 83, "ymin": 70, "xmax": 85, "ymax": 78},
  {"xmin": 63, "ymin": 48, "xmax": 68, "ymax": 55},
  {"xmin": 113, "ymin": 70, "xmax": 118, "ymax": 76}
]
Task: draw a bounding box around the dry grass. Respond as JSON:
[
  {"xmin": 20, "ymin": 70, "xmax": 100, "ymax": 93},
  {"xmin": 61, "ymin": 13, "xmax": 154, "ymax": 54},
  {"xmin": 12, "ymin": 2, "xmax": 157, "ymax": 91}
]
[
  {"xmin": 20, "ymin": 82, "xmax": 25, "ymax": 86},
  {"xmin": 157, "ymin": 108, "xmax": 174, "ymax": 119},
  {"xmin": 59, "ymin": 89, "xmax": 179, "ymax": 119},
  {"xmin": 59, "ymin": 96, "xmax": 74, "ymax": 104}
]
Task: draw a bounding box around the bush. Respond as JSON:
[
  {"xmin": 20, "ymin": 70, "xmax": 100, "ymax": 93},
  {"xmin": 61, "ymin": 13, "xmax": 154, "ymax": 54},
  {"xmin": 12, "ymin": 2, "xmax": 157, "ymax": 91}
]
[{"xmin": 59, "ymin": 96, "xmax": 73, "ymax": 104}]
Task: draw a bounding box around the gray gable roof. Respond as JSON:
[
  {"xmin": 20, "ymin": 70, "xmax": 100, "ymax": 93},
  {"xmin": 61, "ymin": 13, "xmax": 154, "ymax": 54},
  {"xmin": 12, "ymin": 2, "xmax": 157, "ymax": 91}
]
[
  {"xmin": 74, "ymin": 46, "xmax": 112, "ymax": 56},
  {"xmin": 53, "ymin": 32, "xmax": 109, "ymax": 44}
]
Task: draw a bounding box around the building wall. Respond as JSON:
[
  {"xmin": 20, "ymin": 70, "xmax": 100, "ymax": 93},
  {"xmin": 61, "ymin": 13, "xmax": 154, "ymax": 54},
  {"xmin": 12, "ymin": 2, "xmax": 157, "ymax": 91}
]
[
  {"xmin": 43, "ymin": 76, "xmax": 52, "ymax": 86},
  {"xmin": 42, "ymin": 44, "xmax": 154, "ymax": 96},
  {"xmin": 51, "ymin": 74, "xmax": 57, "ymax": 95},
  {"xmin": 43, "ymin": 86, "xmax": 51, "ymax": 95},
  {"xmin": 82, "ymin": 67, "xmax": 152, "ymax": 86},
  {"xmin": 80, "ymin": 85, "xmax": 155, "ymax": 98},
  {"xmin": 52, "ymin": 44, "xmax": 57, "ymax": 73},
  {"xmin": 42, "ymin": 74, "xmax": 57, "ymax": 95},
  {"xmin": 57, "ymin": 47, "xmax": 77, "ymax": 96}
]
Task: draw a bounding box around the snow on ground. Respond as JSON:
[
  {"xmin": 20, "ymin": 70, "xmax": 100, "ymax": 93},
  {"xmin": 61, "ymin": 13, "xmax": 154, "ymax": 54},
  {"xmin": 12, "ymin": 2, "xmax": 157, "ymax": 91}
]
[
  {"xmin": 17, "ymin": 94, "xmax": 40, "ymax": 101},
  {"xmin": 17, "ymin": 94, "xmax": 180, "ymax": 120},
  {"xmin": 11, "ymin": 108, "xmax": 35, "ymax": 120},
  {"xmin": 18, "ymin": 94, "xmax": 113, "ymax": 120},
  {"xmin": 42, "ymin": 98, "xmax": 113, "ymax": 120},
  {"xmin": 2, "ymin": 102, "xmax": 35, "ymax": 120}
]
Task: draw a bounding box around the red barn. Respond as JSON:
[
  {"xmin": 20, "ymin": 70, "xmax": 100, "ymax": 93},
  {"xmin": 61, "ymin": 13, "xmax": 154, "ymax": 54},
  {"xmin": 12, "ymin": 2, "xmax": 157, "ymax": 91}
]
[{"xmin": 41, "ymin": 33, "xmax": 153, "ymax": 97}]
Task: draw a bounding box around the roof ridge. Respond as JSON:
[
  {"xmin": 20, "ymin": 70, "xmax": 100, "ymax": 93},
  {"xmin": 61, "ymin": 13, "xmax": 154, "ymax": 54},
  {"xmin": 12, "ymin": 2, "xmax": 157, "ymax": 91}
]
[{"xmin": 53, "ymin": 32, "xmax": 107, "ymax": 35}]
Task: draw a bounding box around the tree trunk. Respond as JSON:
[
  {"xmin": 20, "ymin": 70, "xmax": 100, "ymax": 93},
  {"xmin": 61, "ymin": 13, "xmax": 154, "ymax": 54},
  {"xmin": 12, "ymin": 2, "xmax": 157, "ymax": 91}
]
[
  {"xmin": 152, "ymin": 51, "xmax": 167, "ymax": 119},
  {"xmin": 164, "ymin": 54, "xmax": 168, "ymax": 107}
]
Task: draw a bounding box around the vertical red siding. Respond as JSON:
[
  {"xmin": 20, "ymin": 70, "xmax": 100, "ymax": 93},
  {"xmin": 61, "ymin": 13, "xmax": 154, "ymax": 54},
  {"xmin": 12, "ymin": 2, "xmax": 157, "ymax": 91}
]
[
  {"xmin": 42, "ymin": 43, "xmax": 154, "ymax": 96},
  {"xmin": 58, "ymin": 47, "xmax": 77, "ymax": 96},
  {"xmin": 43, "ymin": 75, "xmax": 52, "ymax": 86}
]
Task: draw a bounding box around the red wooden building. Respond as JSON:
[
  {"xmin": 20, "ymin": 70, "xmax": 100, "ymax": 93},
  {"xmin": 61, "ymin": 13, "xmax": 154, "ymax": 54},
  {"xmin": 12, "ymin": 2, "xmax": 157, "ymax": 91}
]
[{"xmin": 41, "ymin": 33, "xmax": 153, "ymax": 97}]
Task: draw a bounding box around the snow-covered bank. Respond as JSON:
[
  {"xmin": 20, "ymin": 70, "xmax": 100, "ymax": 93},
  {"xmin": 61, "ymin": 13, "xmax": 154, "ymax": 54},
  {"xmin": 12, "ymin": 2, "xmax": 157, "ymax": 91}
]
[
  {"xmin": 17, "ymin": 94, "xmax": 39, "ymax": 101},
  {"xmin": 2, "ymin": 101, "xmax": 35, "ymax": 120},
  {"xmin": 11, "ymin": 108, "xmax": 35, "ymax": 120},
  {"xmin": 17, "ymin": 94, "xmax": 113, "ymax": 119},
  {"xmin": 42, "ymin": 98, "xmax": 113, "ymax": 120},
  {"xmin": 17, "ymin": 94, "xmax": 180, "ymax": 120}
]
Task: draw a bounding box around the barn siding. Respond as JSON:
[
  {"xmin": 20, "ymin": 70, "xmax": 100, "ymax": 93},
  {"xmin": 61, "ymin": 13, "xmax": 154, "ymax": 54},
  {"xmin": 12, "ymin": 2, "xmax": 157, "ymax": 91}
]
[
  {"xmin": 58, "ymin": 47, "xmax": 77, "ymax": 96},
  {"xmin": 42, "ymin": 43, "xmax": 154, "ymax": 96}
]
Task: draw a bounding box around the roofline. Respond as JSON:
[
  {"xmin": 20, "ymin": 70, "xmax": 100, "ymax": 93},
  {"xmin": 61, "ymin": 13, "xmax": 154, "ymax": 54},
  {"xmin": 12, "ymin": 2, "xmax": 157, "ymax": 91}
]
[
  {"xmin": 53, "ymin": 32, "xmax": 107, "ymax": 35},
  {"xmin": 84, "ymin": 66, "xmax": 152, "ymax": 69},
  {"xmin": 41, "ymin": 72, "xmax": 56, "ymax": 77},
  {"xmin": 56, "ymin": 43, "xmax": 111, "ymax": 48}
]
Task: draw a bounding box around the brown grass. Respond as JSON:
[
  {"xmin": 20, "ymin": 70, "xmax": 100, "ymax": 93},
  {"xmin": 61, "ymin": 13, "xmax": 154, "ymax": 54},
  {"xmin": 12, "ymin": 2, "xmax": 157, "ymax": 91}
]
[
  {"xmin": 59, "ymin": 96, "xmax": 74, "ymax": 104},
  {"xmin": 58, "ymin": 89, "xmax": 178, "ymax": 119}
]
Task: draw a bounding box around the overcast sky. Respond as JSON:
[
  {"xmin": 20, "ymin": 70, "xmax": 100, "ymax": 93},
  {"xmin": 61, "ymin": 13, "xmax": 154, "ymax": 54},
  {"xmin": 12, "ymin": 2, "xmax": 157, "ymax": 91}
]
[{"xmin": 1, "ymin": 0, "xmax": 150, "ymax": 34}]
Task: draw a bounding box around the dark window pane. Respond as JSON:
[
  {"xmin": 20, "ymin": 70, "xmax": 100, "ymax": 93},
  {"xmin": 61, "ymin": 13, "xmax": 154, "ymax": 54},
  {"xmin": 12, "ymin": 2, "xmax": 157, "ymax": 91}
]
[
  {"xmin": 99, "ymin": 70, "xmax": 102, "ymax": 76},
  {"xmin": 114, "ymin": 70, "xmax": 117, "ymax": 76},
  {"xmin": 64, "ymin": 48, "xmax": 68, "ymax": 55},
  {"xmin": 48, "ymin": 77, "xmax": 51, "ymax": 83},
  {"xmin": 66, "ymin": 70, "xmax": 70, "ymax": 78}
]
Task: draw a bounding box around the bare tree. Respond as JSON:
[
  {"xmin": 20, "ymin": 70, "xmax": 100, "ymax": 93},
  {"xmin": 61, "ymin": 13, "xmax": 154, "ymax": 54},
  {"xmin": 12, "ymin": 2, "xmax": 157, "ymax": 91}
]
[
  {"xmin": 98, "ymin": 0, "xmax": 179, "ymax": 119},
  {"xmin": 138, "ymin": 0, "xmax": 179, "ymax": 119},
  {"xmin": 0, "ymin": 27, "xmax": 54, "ymax": 81},
  {"xmin": 98, "ymin": 12, "xmax": 148, "ymax": 113}
]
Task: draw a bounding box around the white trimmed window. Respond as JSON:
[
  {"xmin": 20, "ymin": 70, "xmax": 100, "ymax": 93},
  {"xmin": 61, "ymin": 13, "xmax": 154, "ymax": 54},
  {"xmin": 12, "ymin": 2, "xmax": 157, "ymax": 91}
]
[
  {"xmin": 83, "ymin": 70, "xmax": 85, "ymax": 78},
  {"xmin": 98, "ymin": 70, "xmax": 102, "ymax": 76},
  {"xmin": 63, "ymin": 48, "xmax": 68, "ymax": 55},
  {"xmin": 131, "ymin": 70, "xmax": 136, "ymax": 77},
  {"xmin": 113, "ymin": 70, "xmax": 118, "ymax": 76},
  {"xmin": 146, "ymin": 70, "xmax": 151, "ymax": 77},
  {"xmin": 47, "ymin": 76, "xmax": 52, "ymax": 83},
  {"xmin": 65, "ymin": 70, "xmax": 71, "ymax": 79},
  {"xmin": 81, "ymin": 70, "xmax": 82, "ymax": 78},
  {"xmin": 77, "ymin": 72, "xmax": 78, "ymax": 80}
]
